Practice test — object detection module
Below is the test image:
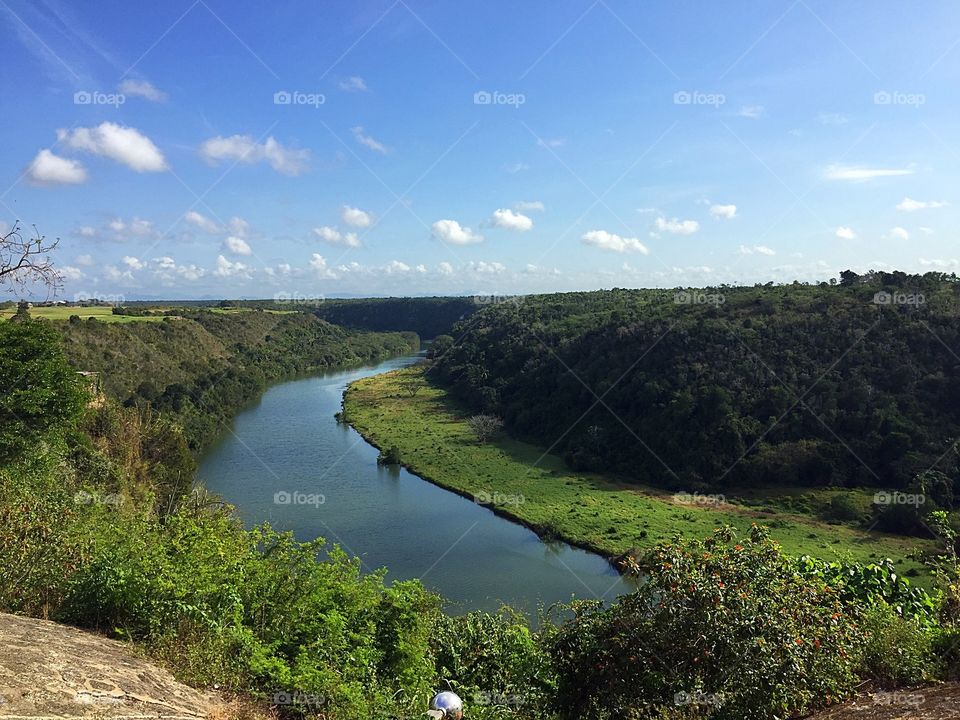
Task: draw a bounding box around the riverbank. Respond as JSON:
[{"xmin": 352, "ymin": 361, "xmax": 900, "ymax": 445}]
[{"xmin": 343, "ymin": 366, "xmax": 934, "ymax": 581}]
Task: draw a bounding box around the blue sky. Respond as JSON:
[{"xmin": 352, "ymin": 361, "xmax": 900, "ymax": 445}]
[{"xmin": 2, "ymin": 0, "xmax": 959, "ymax": 300}]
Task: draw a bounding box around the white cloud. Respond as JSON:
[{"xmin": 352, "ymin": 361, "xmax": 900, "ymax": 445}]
[
  {"xmin": 581, "ymin": 230, "xmax": 649, "ymax": 254},
  {"xmin": 438, "ymin": 261, "xmax": 454, "ymax": 275},
  {"xmin": 472, "ymin": 261, "xmax": 506, "ymax": 274},
  {"xmin": 415, "ymin": 264, "xmax": 427, "ymax": 273},
  {"xmin": 514, "ymin": 200, "xmax": 545, "ymax": 212},
  {"xmin": 897, "ymin": 197, "xmax": 947, "ymax": 212},
  {"xmin": 505, "ymin": 162, "xmax": 529, "ymax": 174},
  {"xmin": 919, "ymin": 258, "xmax": 960, "ymax": 269},
  {"xmin": 75, "ymin": 254, "xmax": 93, "ymax": 266},
  {"xmin": 78, "ymin": 226, "xmax": 97, "ymax": 238},
  {"xmin": 537, "ymin": 137, "xmax": 566, "ymax": 149},
  {"xmin": 432, "ymin": 219, "xmax": 483, "ymax": 245},
  {"xmin": 889, "ymin": 226, "xmax": 910, "ymax": 241},
  {"xmin": 25, "ymin": 149, "xmax": 87, "ymax": 185},
  {"xmin": 214, "ymin": 254, "xmax": 253, "ymax": 279},
  {"xmin": 227, "ymin": 217, "xmax": 249, "ymax": 237},
  {"xmin": 60, "ymin": 265, "xmax": 84, "ymax": 281},
  {"xmin": 739, "ymin": 105, "xmax": 764, "ymax": 119},
  {"xmin": 118, "ymin": 79, "xmax": 166, "ymax": 102},
  {"xmin": 835, "ymin": 226, "xmax": 857, "ymax": 240},
  {"xmin": 385, "ymin": 260, "xmax": 411, "ymax": 274},
  {"xmin": 313, "ymin": 226, "xmax": 361, "ymax": 247},
  {"xmin": 223, "ymin": 236, "xmax": 252, "ymax": 256},
  {"xmin": 153, "ymin": 256, "xmax": 206, "ymax": 283},
  {"xmin": 309, "ymin": 253, "xmax": 337, "ymax": 279},
  {"xmin": 491, "ymin": 208, "xmax": 533, "ymax": 232},
  {"xmin": 655, "ymin": 217, "xmax": 700, "ymax": 235},
  {"xmin": 825, "ymin": 165, "xmax": 914, "ymax": 181},
  {"xmin": 122, "ymin": 255, "xmax": 145, "ymax": 270},
  {"xmin": 338, "ymin": 76, "xmax": 368, "ymax": 92},
  {"xmin": 920, "ymin": 227, "xmax": 935, "ymax": 235},
  {"xmin": 199, "ymin": 135, "xmax": 309, "ymax": 176},
  {"xmin": 351, "ymin": 126, "xmax": 388, "ymax": 154},
  {"xmin": 58, "ymin": 122, "xmax": 168, "ymax": 172},
  {"xmin": 709, "ymin": 204, "xmax": 737, "ymax": 220},
  {"xmin": 341, "ymin": 205, "xmax": 373, "ymax": 228},
  {"xmin": 184, "ymin": 210, "xmax": 221, "ymax": 234},
  {"xmin": 740, "ymin": 244, "xmax": 776, "ymax": 256}
]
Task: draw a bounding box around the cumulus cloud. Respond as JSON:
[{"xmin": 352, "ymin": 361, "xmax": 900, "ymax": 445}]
[
  {"xmin": 153, "ymin": 256, "xmax": 206, "ymax": 283},
  {"xmin": 199, "ymin": 135, "xmax": 310, "ymax": 176},
  {"xmin": 581, "ymin": 230, "xmax": 649, "ymax": 254},
  {"xmin": 889, "ymin": 226, "xmax": 910, "ymax": 241},
  {"xmin": 341, "ymin": 205, "xmax": 373, "ymax": 228},
  {"xmin": 351, "ymin": 126, "xmax": 387, "ymax": 154},
  {"xmin": 835, "ymin": 226, "xmax": 857, "ymax": 240},
  {"xmin": 118, "ymin": 79, "xmax": 166, "ymax": 102},
  {"xmin": 825, "ymin": 165, "xmax": 914, "ymax": 181},
  {"xmin": 710, "ymin": 204, "xmax": 737, "ymax": 219},
  {"xmin": 75, "ymin": 254, "xmax": 93, "ymax": 266},
  {"xmin": 339, "ymin": 76, "xmax": 367, "ymax": 92},
  {"xmin": 25, "ymin": 149, "xmax": 87, "ymax": 185},
  {"xmin": 223, "ymin": 236, "xmax": 252, "ymax": 255},
  {"xmin": 385, "ymin": 260, "xmax": 411, "ymax": 274},
  {"xmin": 655, "ymin": 217, "xmax": 699, "ymax": 235},
  {"xmin": 491, "ymin": 208, "xmax": 533, "ymax": 232},
  {"xmin": 514, "ymin": 200, "xmax": 545, "ymax": 212},
  {"xmin": 313, "ymin": 226, "xmax": 361, "ymax": 247},
  {"xmin": 897, "ymin": 197, "xmax": 947, "ymax": 212},
  {"xmin": 214, "ymin": 254, "xmax": 253, "ymax": 279},
  {"xmin": 438, "ymin": 261, "xmax": 454, "ymax": 275},
  {"xmin": 78, "ymin": 226, "xmax": 97, "ymax": 238},
  {"xmin": 58, "ymin": 122, "xmax": 168, "ymax": 172},
  {"xmin": 739, "ymin": 244, "xmax": 775, "ymax": 256},
  {"xmin": 471, "ymin": 261, "xmax": 506, "ymax": 274},
  {"xmin": 432, "ymin": 219, "xmax": 483, "ymax": 245},
  {"xmin": 122, "ymin": 255, "xmax": 145, "ymax": 270},
  {"xmin": 184, "ymin": 210, "xmax": 221, "ymax": 234},
  {"xmin": 309, "ymin": 253, "xmax": 337, "ymax": 279}
]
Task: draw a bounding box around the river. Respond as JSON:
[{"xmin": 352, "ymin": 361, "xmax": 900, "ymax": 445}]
[{"xmin": 197, "ymin": 353, "xmax": 632, "ymax": 618}]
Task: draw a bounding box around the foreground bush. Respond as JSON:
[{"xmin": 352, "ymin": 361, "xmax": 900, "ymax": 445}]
[{"xmin": 549, "ymin": 526, "xmax": 866, "ymax": 720}]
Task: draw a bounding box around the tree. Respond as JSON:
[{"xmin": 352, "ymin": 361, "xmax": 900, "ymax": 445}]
[
  {"xmin": 0, "ymin": 318, "xmax": 87, "ymax": 460},
  {"xmin": 467, "ymin": 414, "xmax": 503, "ymax": 442},
  {"xmin": 428, "ymin": 334, "xmax": 455, "ymax": 360},
  {"xmin": 1, "ymin": 222, "xmax": 62, "ymax": 297}
]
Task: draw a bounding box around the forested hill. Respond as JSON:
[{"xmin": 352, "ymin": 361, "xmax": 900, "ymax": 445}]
[
  {"xmin": 433, "ymin": 272, "xmax": 960, "ymax": 499},
  {"xmin": 59, "ymin": 310, "xmax": 418, "ymax": 451},
  {"xmin": 313, "ymin": 297, "xmax": 478, "ymax": 338}
]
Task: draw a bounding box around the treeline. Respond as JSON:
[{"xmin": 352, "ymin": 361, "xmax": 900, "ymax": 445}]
[
  {"xmin": 314, "ymin": 297, "xmax": 478, "ymax": 338},
  {"xmin": 59, "ymin": 310, "xmax": 418, "ymax": 452},
  {"xmin": 433, "ymin": 273, "xmax": 960, "ymax": 505}
]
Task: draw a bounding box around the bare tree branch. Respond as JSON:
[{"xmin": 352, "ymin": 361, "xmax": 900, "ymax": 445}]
[{"xmin": 0, "ymin": 221, "xmax": 63, "ymax": 299}]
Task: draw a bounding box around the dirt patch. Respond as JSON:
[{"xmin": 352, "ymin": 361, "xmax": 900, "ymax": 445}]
[{"xmin": 806, "ymin": 684, "xmax": 960, "ymax": 719}]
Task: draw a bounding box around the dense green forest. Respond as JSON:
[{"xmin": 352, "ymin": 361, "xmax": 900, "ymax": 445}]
[
  {"xmin": 312, "ymin": 297, "xmax": 477, "ymax": 338},
  {"xmin": 433, "ymin": 273, "xmax": 960, "ymax": 529},
  {"xmin": 59, "ymin": 309, "xmax": 418, "ymax": 453}
]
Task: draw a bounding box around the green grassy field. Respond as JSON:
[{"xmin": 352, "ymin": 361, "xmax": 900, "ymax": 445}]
[
  {"xmin": 0, "ymin": 306, "xmax": 166, "ymax": 323},
  {"xmin": 345, "ymin": 366, "xmax": 935, "ymax": 583}
]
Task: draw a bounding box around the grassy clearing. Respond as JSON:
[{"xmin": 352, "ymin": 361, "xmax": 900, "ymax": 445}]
[
  {"xmin": 345, "ymin": 367, "xmax": 934, "ymax": 583},
  {"xmin": 0, "ymin": 306, "xmax": 166, "ymax": 323}
]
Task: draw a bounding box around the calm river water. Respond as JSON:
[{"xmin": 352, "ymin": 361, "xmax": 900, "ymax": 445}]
[{"xmin": 197, "ymin": 353, "xmax": 632, "ymax": 617}]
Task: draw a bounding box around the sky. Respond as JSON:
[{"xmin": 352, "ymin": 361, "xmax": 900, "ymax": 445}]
[{"xmin": 2, "ymin": 0, "xmax": 959, "ymax": 300}]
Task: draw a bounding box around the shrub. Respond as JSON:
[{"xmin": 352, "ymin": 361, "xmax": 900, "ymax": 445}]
[
  {"xmin": 549, "ymin": 526, "xmax": 865, "ymax": 720},
  {"xmin": 857, "ymin": 605, "xmax": 934, "ymax": 686}
]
